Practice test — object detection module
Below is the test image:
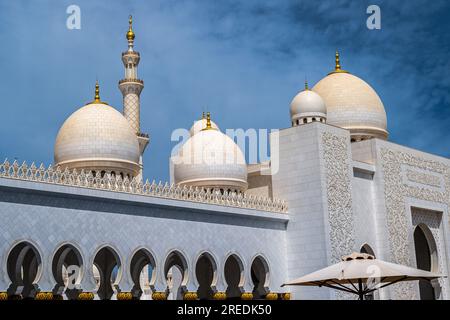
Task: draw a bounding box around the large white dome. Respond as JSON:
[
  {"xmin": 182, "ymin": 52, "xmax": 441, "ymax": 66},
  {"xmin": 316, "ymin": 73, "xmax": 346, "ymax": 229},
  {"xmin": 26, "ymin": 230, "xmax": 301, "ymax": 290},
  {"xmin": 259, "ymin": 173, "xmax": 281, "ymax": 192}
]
[
  {"xmin": 173, "ymin": 127, "xmax": 248, "ymax": 192},
  {"xmin": 312, "ymin": 72, "xmax": 388, "ymax": 141},
  {"xmin": 54, "ymin": 102, "xmax": 141, "ymax": 177}
]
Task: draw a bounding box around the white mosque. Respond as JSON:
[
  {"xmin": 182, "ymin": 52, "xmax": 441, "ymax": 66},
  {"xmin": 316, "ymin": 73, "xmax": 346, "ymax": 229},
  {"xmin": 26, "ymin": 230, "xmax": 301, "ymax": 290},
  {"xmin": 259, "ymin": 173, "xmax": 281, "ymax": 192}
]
[{"xmin": 0, "ymin": 16, "xmax": 449, "ymax": 300}]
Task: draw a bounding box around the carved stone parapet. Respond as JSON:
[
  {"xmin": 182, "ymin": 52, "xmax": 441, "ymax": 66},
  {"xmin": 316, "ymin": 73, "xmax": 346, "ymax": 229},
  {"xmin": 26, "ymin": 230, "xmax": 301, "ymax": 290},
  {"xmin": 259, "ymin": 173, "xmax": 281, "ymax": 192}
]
[{"xmin": 0, "ymin": 159, "xmax": 288, "ymax": 213}]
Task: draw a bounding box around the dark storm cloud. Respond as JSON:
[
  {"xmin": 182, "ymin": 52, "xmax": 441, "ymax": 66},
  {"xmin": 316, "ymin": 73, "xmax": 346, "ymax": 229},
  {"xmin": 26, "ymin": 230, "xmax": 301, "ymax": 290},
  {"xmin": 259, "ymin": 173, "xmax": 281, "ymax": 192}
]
[{"xmin": 0, "ymin": 0, "xmax": 448, "ymax": 182}]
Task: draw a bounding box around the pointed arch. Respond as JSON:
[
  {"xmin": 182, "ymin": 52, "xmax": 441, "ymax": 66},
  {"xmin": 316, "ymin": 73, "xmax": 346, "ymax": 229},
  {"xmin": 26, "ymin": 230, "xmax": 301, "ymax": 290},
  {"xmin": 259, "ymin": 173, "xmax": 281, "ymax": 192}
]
[
  {"xmin": 195, "ymin": 251, "xmax": 218, "ymax": 299},
  {"xmin": 224, "ymin": 253, "xmax": 245, "ymax": 299},
  {"xmin": 360, "ymin": 243, "xmax": 375, "ymax": 257},
  {"xmin": 92, "ymin": 245, "xmax": 122, "ymax": 300},
  {"xmin": 250, "ymin": 255, "xmax": 270, "ymax": 299},
  {"xmin": 129, "ymin": 248, "xmax": 156, "ymax": 300},
  {"xmin": 51, "ymin": 242, "xmax": 84, "ymax": 300},
  {"xmin": 164, "ymin": 250, "xmax": 189, "ymax": 300},
  {"xmin": 414, "ymin": 224, "xmax": 439, "ymax": 300},
  {"xmin": 6, "ymin": 241, "xmax": 43, "ymax": 299}
]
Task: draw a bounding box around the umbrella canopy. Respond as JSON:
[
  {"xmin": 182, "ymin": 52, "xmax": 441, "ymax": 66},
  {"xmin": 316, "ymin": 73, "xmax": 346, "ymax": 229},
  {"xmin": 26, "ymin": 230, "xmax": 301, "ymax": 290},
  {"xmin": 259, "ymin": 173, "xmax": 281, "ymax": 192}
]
[{"xmin": 283, "ymin": 252, "xmax": 443, "ymax": 300}]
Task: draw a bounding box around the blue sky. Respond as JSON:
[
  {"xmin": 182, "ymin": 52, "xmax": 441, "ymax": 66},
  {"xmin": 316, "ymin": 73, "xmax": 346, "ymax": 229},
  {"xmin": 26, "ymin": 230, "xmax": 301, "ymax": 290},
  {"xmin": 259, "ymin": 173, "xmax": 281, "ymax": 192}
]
[{"xmin": 0, "ymin": 0, "xmax": 449, "ymax": 181}]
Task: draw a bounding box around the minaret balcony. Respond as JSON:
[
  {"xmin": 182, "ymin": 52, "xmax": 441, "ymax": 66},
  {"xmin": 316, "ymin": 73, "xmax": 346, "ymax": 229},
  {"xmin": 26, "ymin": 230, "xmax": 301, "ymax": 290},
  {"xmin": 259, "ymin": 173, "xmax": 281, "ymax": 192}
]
[
  {"xmin": 137, "ymin": 132, "xmax": 149, "ymax": 138},
  {"xmin": 122, "ymin": 51, "xmax": 140, "ymax": 57},
  {"xmin": 119, "ymin": 78, "xmax": 144, "ymax": 85}
]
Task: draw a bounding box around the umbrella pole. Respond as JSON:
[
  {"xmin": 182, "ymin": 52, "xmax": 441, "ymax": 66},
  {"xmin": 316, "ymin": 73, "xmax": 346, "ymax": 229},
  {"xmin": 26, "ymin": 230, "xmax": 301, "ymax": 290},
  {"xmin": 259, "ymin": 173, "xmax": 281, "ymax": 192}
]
[{"xmin": 358, "ymin": 279, "xmax": 364, "ymax": 301}]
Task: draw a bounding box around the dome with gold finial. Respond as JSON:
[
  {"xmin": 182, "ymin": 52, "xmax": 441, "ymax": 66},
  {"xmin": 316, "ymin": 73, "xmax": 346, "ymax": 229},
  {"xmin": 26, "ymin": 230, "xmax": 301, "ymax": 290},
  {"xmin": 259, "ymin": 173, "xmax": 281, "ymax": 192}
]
[
  {"xmin": 312, "ymin": 51, "xmax": 388, "ymax": 141},
  {"xmin": 54, "ymin": 81, "xmax": 140, "ymax": 178},
  {"xmin": 290, "ymin": 80, "xmax": 327, "ymax": 126},
  {"xmin": 173, "ymin": 112, "xmax": 248, "ymax": 193}
]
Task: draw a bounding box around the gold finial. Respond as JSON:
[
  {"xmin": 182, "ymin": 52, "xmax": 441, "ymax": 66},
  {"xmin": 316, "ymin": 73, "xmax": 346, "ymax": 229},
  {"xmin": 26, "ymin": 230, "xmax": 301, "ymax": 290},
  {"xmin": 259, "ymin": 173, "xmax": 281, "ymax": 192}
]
[
  {"xmin": 305, "ymin": 79, "xmax": 309, "ymax": 90},
  {"xmin": 202, "ymin": 112, "xmax": 215, "ymax": 131},
  {"xmin": 94, "ymin": 80, "xmax": 100, "ymax": 102},
  {"xmin": 87, "ymin": 80, "xmax": 107, "ymax": 105},
  {"xmin": 206, "ymin": 112, "xmax": 212, "ymax": 129},
  {"xmin": 127, "ymin": 15, "xmax": 135, "ymax": 41},
  {"xmin": 335, "ymin": 50, "xmax": 341, "ymax": 71},
  {"xmin": 329, "ymin": 50, "xmax": 349, "ymax": 75}
]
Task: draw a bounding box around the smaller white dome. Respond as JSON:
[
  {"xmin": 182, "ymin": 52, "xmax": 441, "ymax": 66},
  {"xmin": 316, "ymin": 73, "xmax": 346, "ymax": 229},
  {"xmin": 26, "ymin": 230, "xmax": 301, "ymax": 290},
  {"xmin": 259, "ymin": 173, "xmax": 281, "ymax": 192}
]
[
  {"xmin": 173, "ymin": 128, "xmax": 248, "ymax": 192},
  {"xmin": 190, "ymin": 118, "xmax": 219, "ymax": 136},
  {"xmin": 290, "ymin": 87, "xmax": 327, "ymax": 126}
]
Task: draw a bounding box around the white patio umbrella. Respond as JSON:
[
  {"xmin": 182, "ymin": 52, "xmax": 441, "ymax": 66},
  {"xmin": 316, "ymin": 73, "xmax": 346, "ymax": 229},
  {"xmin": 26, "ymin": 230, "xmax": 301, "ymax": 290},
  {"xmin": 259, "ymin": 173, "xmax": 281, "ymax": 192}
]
[{"xmin": 282, "ymin": 252, "xmax": 443, "ymax": 300}]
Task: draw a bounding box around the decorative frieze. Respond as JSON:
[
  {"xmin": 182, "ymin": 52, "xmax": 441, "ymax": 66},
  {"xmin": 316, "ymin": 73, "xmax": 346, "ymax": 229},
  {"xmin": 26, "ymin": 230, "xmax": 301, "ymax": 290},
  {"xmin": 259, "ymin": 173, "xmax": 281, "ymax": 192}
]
[
  {"xmin": 0, "ymin": 159, "xmax": 287, "ymax": 214},
  {"xmin": 322, "ymin": 132, "xmax": 355, "ymax": 264},
  {"xmin": 405, "ymin": 169, "xmax": 442, "ymax": 189},
  {"xmin": 380, "ymin": 148, "xmax": 450, "ymax": 299}
]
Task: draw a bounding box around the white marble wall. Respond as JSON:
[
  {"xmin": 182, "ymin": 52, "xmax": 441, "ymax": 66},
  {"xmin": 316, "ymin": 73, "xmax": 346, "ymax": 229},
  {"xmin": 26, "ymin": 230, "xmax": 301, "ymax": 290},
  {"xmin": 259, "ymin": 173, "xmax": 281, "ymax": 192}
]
[
  {"xmin": 272, "ymin": 122, "xmax": 449, "ymax": 300},
  {"xmin": 0, "ymin": 177, "xmax": 288, "ymax": 299},
  {"xmin": 271, "ymin": 122, "xmax": 356, "ymax": 299}
]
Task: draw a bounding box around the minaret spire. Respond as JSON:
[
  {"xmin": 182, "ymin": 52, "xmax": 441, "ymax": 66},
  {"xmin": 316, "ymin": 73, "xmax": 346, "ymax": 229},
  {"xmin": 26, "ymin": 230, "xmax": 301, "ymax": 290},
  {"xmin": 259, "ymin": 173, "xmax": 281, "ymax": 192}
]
[
  {"xmin": 118, "ymin": 15, "xmax": 149, "ymax": 181},
  {"xmin": 126, "ymin": 15, "xmax": 135, "ymax": 52}
]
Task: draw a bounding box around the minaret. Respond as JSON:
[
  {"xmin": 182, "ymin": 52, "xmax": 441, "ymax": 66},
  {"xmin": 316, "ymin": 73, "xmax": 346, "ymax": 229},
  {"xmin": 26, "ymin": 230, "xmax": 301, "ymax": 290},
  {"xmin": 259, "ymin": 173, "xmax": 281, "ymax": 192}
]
[{"xmin": 119, "ymin": 15, "xmax": 149, "ymax": 181}]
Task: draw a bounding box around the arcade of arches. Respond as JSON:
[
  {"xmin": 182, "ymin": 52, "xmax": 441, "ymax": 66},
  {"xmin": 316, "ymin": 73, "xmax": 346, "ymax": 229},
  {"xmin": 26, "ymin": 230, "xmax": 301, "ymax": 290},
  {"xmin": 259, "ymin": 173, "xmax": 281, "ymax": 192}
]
[{"xmin": 1, "ymin": 242, "xmax": 290, "ymax": 300}]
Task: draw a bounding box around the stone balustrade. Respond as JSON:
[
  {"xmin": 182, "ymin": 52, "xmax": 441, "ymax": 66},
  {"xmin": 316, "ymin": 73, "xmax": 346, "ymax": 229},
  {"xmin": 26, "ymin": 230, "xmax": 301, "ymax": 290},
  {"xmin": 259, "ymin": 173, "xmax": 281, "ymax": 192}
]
[{"xmin": 0, "ymin": 159, "xmax": 288, "ymax": 213}]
